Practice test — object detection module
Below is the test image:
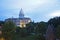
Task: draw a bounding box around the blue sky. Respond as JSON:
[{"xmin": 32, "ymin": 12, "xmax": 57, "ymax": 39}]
[{"xmin": 0, "ymin": 0, "xmax": 60, "ymax": 22}]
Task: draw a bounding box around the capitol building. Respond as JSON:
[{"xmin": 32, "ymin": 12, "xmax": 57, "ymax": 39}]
[{"xmin": 5, "ymin": 8, "xmax": 31, "ymax": 28}]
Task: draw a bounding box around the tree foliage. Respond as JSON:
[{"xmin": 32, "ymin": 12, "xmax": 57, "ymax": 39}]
[
  {"xmin": 2, "ymin": 21, "xmax": 16, "ymax": 40},
  {"xmin": 48, "ymin": 17, "xmax": 60, "ymax": 39},
  {"xmin": 35, "ymin": 21, "xmax": 47, "ymax": 34},
  {"xmin": 3, "ymin": 21, "xmax": 16, "ymax": 32},
  {"xmin": 48, "ymin": 17, "xmax": 60, "ymax": 28},
  {"xmin": 56, "ymin": 25, "xmax": 60, "ymax": 39},
  {"xmin": 1, "ymin": 16, "xmax": 60, "ymax": 40},
  {"xmin": 0, "ymin": 21, "xmax": 4, "ymax": 25}
]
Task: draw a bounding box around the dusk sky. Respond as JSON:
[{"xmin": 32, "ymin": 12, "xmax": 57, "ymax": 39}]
[{"xmin": 0, "ymin": 0, "xmax": 60, "ymax": 22}]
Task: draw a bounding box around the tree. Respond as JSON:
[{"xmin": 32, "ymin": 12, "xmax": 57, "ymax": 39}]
[
  {"xmin": 56, "ymin": 25, "xmax": 60, "ymax": 39},
  {"xmin": 26, "ymin": 22, "xmax": 35, "ymax": 33},
  {"xmin": 34, "ymin": 34, "xmax": 45, "ymax": 40},
  {"xmin": 16, "ymin": 27, "xmax": 28, "ymax": 37},
  {"xmin": 0, "ymin": 21, "xmax": 4, "ymax": 31},
  {"xmin": 48, "ymin": 17, "xmax": 60, "ymax": 28},
  {"xmin": 2, "ymin": 21, "xmax": 16, "ymax": 40},
  {"xmin": 0, "ymin": 21, "xmax": 4, "ymax": 37},
  {"xmin": 0, "ymin": 21, "xmax": 4, "ymax": 25},
  {"xmin": 35, "ymin": 21, "xmax": 47, "ymax": 34},
  {"xmin": 48, "ymin": 17, "xmax": 60, "ymax": 39}
]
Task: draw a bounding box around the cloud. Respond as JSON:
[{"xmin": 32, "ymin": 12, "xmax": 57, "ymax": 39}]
[
  {"xmin": 0, "ymin": 0, "xmax": 60, "ymax": 22},
  {"xmin": 49, "ymin": 10, "xmax": 60, "ymax": 17},
  {"xmin": 0, "ymin": 0, "xmax": 56, "ymax": 13}
]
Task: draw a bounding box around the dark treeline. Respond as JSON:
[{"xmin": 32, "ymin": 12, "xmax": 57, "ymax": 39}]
[{"xmin": 0, "ymin": 17, "xmax": 60, "ymax": 40}]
